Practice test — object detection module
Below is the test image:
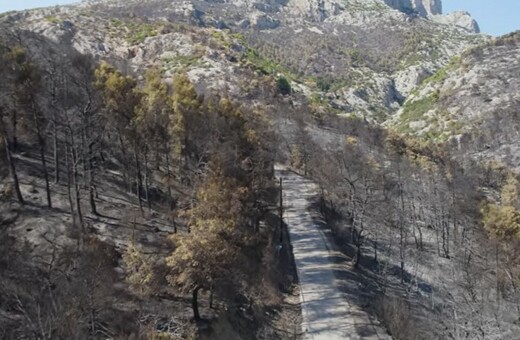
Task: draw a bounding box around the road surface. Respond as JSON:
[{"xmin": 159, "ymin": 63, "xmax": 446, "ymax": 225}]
[{"xmin": 276, "ymin": 166, "xmax": 390, "ymax": 340}]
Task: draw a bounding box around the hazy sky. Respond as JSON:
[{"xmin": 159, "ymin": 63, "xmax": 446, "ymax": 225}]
[
  {"xmin": 0, "ymin": 1, "xmax": 78, "ymax": 12},
  {"xmin": 443, "ymin": 0, "xmax": 520, "ymax": 36},
  {"xmin": 0, "ymin": 0, "xmax": 519, "ymax": 36}
]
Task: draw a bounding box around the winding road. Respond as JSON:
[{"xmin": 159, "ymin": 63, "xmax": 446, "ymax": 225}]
[{"xmin": 276, "ymin": 166, "xmax": 390, "ymax": 340}]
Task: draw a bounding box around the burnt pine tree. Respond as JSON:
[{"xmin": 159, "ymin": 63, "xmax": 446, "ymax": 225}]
[
  {"xmin": 10, "ymin": 47, "xmax": 53, "ymax": 208},
  {"xmin": 0, "ymin": 44, "xmax": 24, "ymax": 204}
]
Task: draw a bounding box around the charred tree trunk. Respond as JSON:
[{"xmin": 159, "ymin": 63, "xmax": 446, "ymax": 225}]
[
  {"xmin": 353, "ymin": 244, "xmax": 361, "ymax": 268},
  {"xmin": 442, "ymin": 217, "xmax": 450, "ymax": 259},
  {"xmin": 352, "ymin": 228, "xmax": 362, "ymax": 268},
  {"xmin": 398, "ymin": 171, "xmax": 406, "ymax": 284},
  {"xmin": 72, "ymin": 145, "xmax": 85, "ymax": 234},
  {"xmin": 165, "ymin": 152, "xmax": 177, "ymax": 233},
  {"xmin": 53, "ymin": 117, "xmax": 60, "ymax": 184},
  {"xmin": 88, "ymin": 142, "xmax": 97, "ymax": 216},
  {"xmin": 144, "ymin": 151, "xmax": 151, "ymax": 211},
  {"xmin": 38, "ymin": 136, "xmax": 52, "ymax": 208},
  {"xmin": 134, "ymin": 142, "xmax": 144, "ymax": 216},
  {"xmin": 165, "ymin": 151, "xmax": 173, "ymax": 201},
  {"xmin": 65, "ymin": 144, "xmax": 77, "ymax": 228},
  {"xmin": 209, "ymin": 286, "xmax": 214, "ymax": 309},
  {"xmin": 11, "ymin": 110, "xmax": 18, "ymax": 151},
  {"xmin": 192, "ymin": 286, "xmax": 201, "ymax": 321},
  {"xmin": 118, "ymin": 132, "xmax": 129, "ymax": 191},
  {"xmin": 29, "ymin": 99, "xmax": 52, "ymax": 208},
  {"xmin": 2, "ymin": 134, "xmax": 24, "ymax": 205},
  {"xmin": 155, "ymin": 142, "xmax": 161, "ymax": 170},
  {"xmin": 374, "ymin": 238, "xmax": 378, "ymax": 263},
  {"xmin": 81, "ymin": 130, "xmax": 88, "ymax": 190},
  {"xmin": 35, "ymin": 129, "xmax": 52, "ymax": 207},
  {"xmin": 279, "ymin": 177, "xmax": 283, "ymax": 243},
  {"xmin": 400, "ymin": 260, "xmax": 405, "ymax": 284}
]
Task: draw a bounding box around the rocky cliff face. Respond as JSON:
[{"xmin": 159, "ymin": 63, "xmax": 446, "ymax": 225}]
[{"xmin": 384, "ymin": 0, "xmax": 441, "ymax": 17}]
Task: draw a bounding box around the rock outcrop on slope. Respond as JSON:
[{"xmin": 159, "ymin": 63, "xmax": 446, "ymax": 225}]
[
  {"xmin": 433, "ymin": 11, "xmax": 480, "ymax": 33},
  {"xmin": 384, "ymin": 0, "xmax": 441, "ymax": 17},
  {"xmin": 390, "ymin": 31, "xmax": 520, "ymax": 168}
]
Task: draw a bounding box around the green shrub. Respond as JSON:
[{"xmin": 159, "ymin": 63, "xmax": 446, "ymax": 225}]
[
  {"xmin": 276, "ymin": 76, "xmax": 291, "ymax": 95},
  {"xmin": 126, "ymin": 23, "xmax": 159, "ymax": 45},
  {"xmin": 44, "ymin": 16, "xmax": 60, "ymax": 24},
  {"xmin": 422, "ymin": 56, "xmax": 460, "ymax": 86},
  {"xmin": 162, "ymin": 55, "xmax": 203, "ymax": 70},
  {"xmin": 395, "ymin": 94, "xmax": 439, "ymax": 133},
  {"xmin": 110, "ymin": 19, "xmax": 123, "ymax": 27},
  {"xmin": 316, "ymin": 77, "xmax": 332, "ymax": 92}
]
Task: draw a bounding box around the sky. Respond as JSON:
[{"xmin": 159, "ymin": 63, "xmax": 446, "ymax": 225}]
[
  {"xmin": 0, "ymin": 1, "xmax": 78, "ymax": 12},
  {"xmin": 0, "ymin": 0, "xmax": 519, "ymax": 36},
  {"xmin": 443, "ymin": 0, "xmax": 520, "ymax": 36}
]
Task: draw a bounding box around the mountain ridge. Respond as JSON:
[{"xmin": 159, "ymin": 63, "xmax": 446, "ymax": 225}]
[{"xmin": 1, "ymin": 0, "xmax": 485, "ymax": 125}]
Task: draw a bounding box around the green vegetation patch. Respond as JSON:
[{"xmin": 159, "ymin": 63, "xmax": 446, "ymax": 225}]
[
  {"xmin": 78, "ymin": 11, "xmax": 92, "ymax": 17},
  {"xmin": 162, "ymin": 54, "xmax": 206, "ymax": 71},
  {"xmin": 125, "ymin": 22, "xmax": 160, "ymax": 45},
  {"xmin": 396, "ymin": 93, "xmax": 439, "ymax": 133},
  {"xmin": 209, "ymin": 30, "xmax": 245, "ymax": 51},
  {"xmin": 422, "ymin": 56, "xmax": 461, "ymax": 86},
  {"xmin": 128, "ymin": 25, "xmax": 157, "ymax": 45},
  {"xmin": 395, "ymin": 95, "xmax": 468, "ymax": 142},
  {"xmin": 44, "ymin": 15, "xmax": 60, "ymax": 24},
  {"xmin": 243, "ymin": 47, "xmax": 300, "ymax": 81},
  {"xmin": 110, "ymin": 19, "xmax": 123, "ymax": 28},
  {"xmin": 276, "ymin": 76, "xmax": 291, "ymax": 95}
]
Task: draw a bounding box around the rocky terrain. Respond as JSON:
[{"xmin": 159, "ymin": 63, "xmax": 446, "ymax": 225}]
[
  {"xmin": 390, "ymin": 31, "xmax": 520, "ymax": 169},
  {"xmin": 0, "ymin": 0, "xmax": 485, "ymax": 123}
]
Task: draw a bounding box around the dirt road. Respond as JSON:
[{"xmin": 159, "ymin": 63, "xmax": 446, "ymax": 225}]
[{"xmin": 276, "ymin": 166, "xmax": 390, "ymax": 340}]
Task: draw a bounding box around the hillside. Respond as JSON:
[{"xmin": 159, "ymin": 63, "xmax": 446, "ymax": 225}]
[
  {"xmin": 2, "ymin": 0, "xmax": 520, "ymax": 340},
  {"xmin": 0, "ymin": 17, "xmax": 298, "ymax": 339},
  {"xmin": 0, "ymin": 0, "xmax": 485, "ymax": 122},
  {"xmin": 390, "ymin": 31, "xmax": 520, "ymax": 168}
]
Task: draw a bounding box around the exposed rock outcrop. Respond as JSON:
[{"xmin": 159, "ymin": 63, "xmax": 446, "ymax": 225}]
[
  {"xmin": 394, "ymin": 65, "xmax": 432, "ymax": 99},
  {"xmin": 383, "ymin": 0, "xmax": 442, "ymax": 17},
  {"xmin": 250, "ymin": 12, "xmax": 281, "ymax": 29},
  {"xmin": 433, "ymin": 11, "xmax": 480, "ymax": 33},
  {"xmin": 285, "ymin": 0, "xmax": 343, "ymax": 21}
]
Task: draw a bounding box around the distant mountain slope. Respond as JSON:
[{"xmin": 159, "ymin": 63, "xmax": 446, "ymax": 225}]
[
  {"xmin": 389, "ymin": 31, "xmax": 520, "ymax": 169},
  {"xmin": 0, "ymin": 0, "xmax": 486, "ymax": 122}
]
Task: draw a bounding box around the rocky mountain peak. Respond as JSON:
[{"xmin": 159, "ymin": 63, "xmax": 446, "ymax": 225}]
[
  {"xmin": 384, "ymin": 0, "xmax": 442, "ymax": 17},
  {"xmin": 433, "ymin": 11, "xmax": 480, "ymax": 33},
  {"xmin": 382, "ymin": 0, "xmax": 479, "ymax": 33}
]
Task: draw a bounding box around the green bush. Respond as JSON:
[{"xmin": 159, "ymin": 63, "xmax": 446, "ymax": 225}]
[
  {"xmin": 316, "ymin": 77, "xmax": 331, "ymax": 92},
  {"xmin": 44, "ymin": 16, "xmax": 60, "ymax": 24},
  {"xmin": 395, "ymin": 93, "xmax": 439, "ymax": 133},
  {"xmin": 126, "ymin": 23, "xmax": 158, "ymax": 45},
  {"xmin": 276, "ymin": 76, "xmax": 291, "ymax": 95},
  {"xmin": 110, "ymin": 19, "xmax": 123, "ymax": 27}
]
